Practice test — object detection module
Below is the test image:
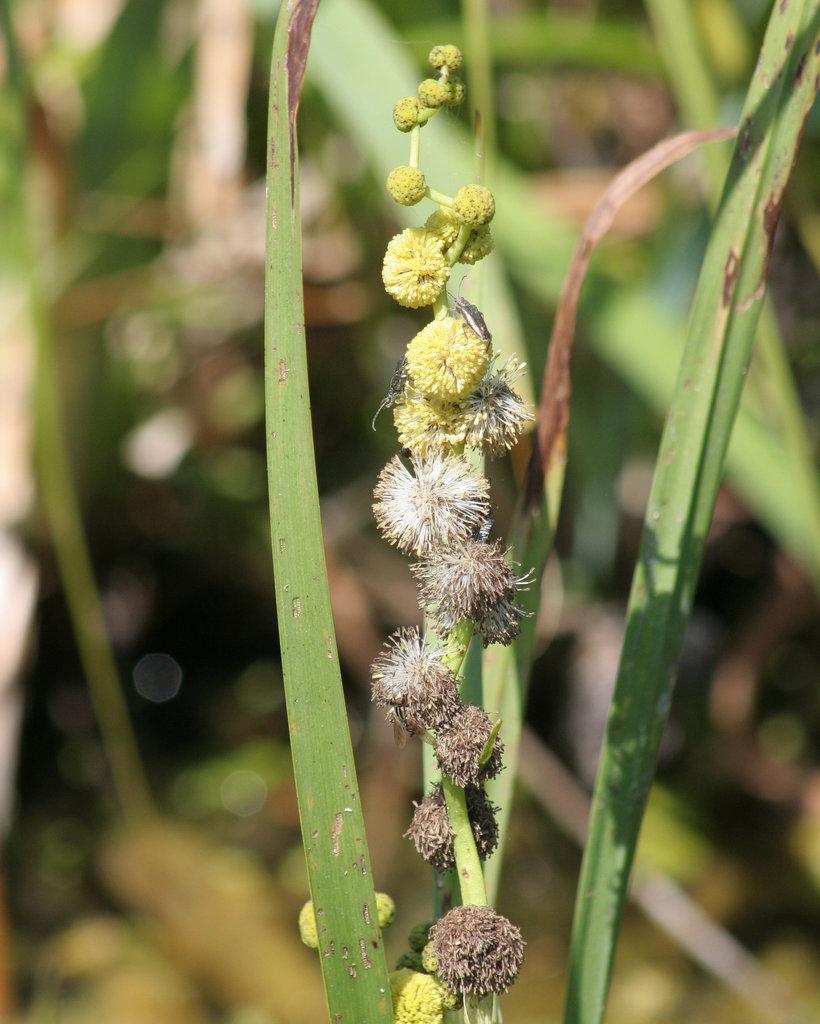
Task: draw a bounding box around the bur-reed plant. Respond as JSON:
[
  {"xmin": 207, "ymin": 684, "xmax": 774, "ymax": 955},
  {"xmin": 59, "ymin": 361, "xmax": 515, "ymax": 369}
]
[{"xmin": 266, "ymin": 2, "xmax": 820, "ymax": 1023}]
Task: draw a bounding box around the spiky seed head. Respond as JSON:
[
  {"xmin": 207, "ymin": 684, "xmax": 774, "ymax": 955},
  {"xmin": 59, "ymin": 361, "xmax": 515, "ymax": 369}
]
[
  {"xmin": 370, "ymin": 627, "xmax": 461, "ymax": 737},
  {"xmin": 465, "ymin": 784, "xmax": 500, "ymax": 859},
  {"xmin": 462, "ymin": 356, "xmax": 534, "ymax": 457},
  {"xmin": 406, "ymin": 783, "xmax": 499, "ymax": 869},
  {"xmin": 405, "ymin": 785, "xmax": 454, "ymax": 871},
  {"xmin": 434, "ymin": 704, "xmax": 505, "ymax": 786},
  {"xmin": 373, "ymin": 450, "xmax": 490, "ymax": 556},
  {"xmin": 430, "ymin": 905, "xmax": 525, "ymax": 997},
  {"xmin": 411, "ymin": 538, "xmax": 525, "ymax": 639}
]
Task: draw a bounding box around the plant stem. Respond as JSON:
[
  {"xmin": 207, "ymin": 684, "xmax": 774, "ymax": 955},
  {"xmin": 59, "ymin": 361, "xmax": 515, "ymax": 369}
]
[{"xmin": 442, "ymin": 775, "xmax": 487, "ymax": 907}]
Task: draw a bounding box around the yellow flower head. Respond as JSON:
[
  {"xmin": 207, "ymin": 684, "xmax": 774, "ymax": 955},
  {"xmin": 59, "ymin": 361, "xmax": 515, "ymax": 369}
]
[
  {"xmin": 393, "ymin": 393, "xmax": 467, "ymax": 454},
  {"xmin": 390, "ymin": 968, "xmax": 446, "ymax": 1024},
  {"xmin": 382, "ymin": 228, "xmax": 450, "ymax": 309},
  {"xmin": 424, "ymin": 206, "xmax": 460, "ymax": 250},
  {"xmin": 406, "ymin": 317, "xmax": 490, "ymax": 402},
  {"xmin": 459, "ymin": 224, "xmax": 495, "ymax": 265}
]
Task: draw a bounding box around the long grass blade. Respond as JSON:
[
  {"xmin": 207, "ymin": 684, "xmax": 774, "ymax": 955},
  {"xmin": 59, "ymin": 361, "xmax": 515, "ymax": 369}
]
[
  {"xmin": 265, "ymin": 3, "xmax": 393, "ymax": 1019},
  {"xmin": 562, "ymin": 5, "xmax": 820, "ymax": 1022}
]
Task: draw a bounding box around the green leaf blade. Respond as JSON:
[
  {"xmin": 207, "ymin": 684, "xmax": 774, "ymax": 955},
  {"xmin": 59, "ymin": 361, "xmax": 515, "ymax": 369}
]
[
  {"xmin": 265, "ymin": 3, "xmax": 393, "ymax": 1020},
  {"xmin": 562, "ymin": 4, "xmax": 820, "ymax": 1023}
]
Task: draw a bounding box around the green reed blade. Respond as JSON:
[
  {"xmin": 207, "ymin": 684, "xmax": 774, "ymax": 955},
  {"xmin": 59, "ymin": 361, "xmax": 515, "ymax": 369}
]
[
  {"xmin": 264, "ymin": 3, "xmax": 393, "ymax": 1019},
  {"xmin": 563, "ymin": 5, "xmax": 820, "ymax": 1022}
]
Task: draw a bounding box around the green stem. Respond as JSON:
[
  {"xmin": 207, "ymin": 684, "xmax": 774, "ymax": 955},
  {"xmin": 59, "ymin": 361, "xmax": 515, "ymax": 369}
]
[
  {"xmin": 409, "ymin": 123, "xmax": 421, "ymax": 168},
  {"xmin": 427, "ymin": 186, "xmax": 454, "ymax": 207},
  {"xmin": 441, "ymin": 776, "xmax": 487, "ymax": 907},
  {"xmin": 446, "ymin": 224, "xmax": 472, "ymax": 266}
]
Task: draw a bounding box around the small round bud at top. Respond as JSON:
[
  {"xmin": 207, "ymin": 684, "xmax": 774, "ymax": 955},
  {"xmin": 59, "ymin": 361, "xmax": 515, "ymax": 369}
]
[
  {"xmin": 382, "ymin": 227, "xmax": 450, "ymax": 309},
  {"xmin": 418, "ymin": 78, "xmax": 450, "ymax": 108},
  {"xmin": 453, "ymin": 184, "xmax": 495, "ymax": 227},
  {"xmin": 429, "ymin": 44, "xmax": 463, "ymax": 70},
  {"xmin": 430, "ymin": 904, "xmax": 525, "ymax": 997},
  {"xmin": 390, "ymin": 968, "xmax": 447, "ymax": 1024},
  {"xmin": 387, "ymin": 166, "xmax": 427, "ymax": 206},
  {"xmin": 377, "ymin": 891, "xmax": 397, "ymax": 929},
  {"xmin": 298, "ymin": 900, "xmax": 319, "ymax": 949},
  {"xmin": 394, "ymin": 96, "xmax": 421, "ymax": 132}
]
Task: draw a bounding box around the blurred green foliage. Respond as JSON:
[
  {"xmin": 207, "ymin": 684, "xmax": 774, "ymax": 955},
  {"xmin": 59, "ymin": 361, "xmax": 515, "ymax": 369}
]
[{"xmin": 1, "ymin": 0, "xmax": 819, "ymax": 1021}]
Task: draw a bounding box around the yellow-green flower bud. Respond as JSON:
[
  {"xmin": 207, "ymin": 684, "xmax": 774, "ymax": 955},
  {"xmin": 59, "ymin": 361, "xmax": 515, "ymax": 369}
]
[
  {"xmin": 408, "ymin": 920, "xmax": 434, "ymax": 952},
  {"xmin": 376, "ymin": 891, "xmax": 397, "ymax": 929},
  {"xmin": 458, "ymin": 224, "xmax": 495, "ymax": 264},
  {"xmin": 382, "ymin": 227, "xmax": 450, "ymax": 309},
  {"xmin": 390, "ymin": 968, "xmax": 446, "ymax": 1024},
  {"xmin": 298, "ymin": 900, "xmax": 319, "ymax": 949},
  {"xmin": 420, "ymin": 941, "xmax": 438, "ymax": 974},
  {"xmin": 396, "ymin": 950, "xmax": 425, "ymax": 972},
  {"xmin": 394, "ymin": 96, "xmax": 421, "ymax": 132},
  {"xmin": 453, "ymin": 184, "xmax": 495, "ymax": 227},
  {"xmin": 418, "ymin": 78, "xmax": 449, "ymax": 108},
  {"xmin": 405, "ymin": 316, "xmax": 490, "ymax": 402},
  {"xmin": 443, "ymin": 80, "xmax": 466, "ymax": 106},
  {"xmin": 442, "ymin": 986, "xmax": 463, "ymax": 1011},
  {"xmin": 429, "ymin": 44, "xmax": 463, "ymax": 70},
  {"xmin": 387, "ymin": 166, "xmax": 427, "ymax": 206}
]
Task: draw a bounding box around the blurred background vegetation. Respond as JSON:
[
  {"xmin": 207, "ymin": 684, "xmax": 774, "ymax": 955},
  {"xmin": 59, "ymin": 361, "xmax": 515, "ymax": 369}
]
[{"xmin": 1, "ymin": 0, "xmax": 820, "ymax": 1021}]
